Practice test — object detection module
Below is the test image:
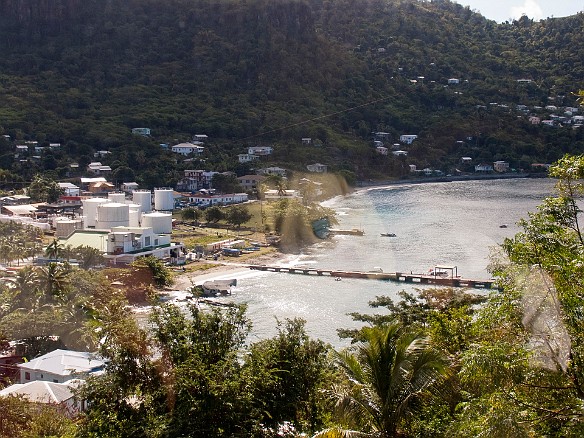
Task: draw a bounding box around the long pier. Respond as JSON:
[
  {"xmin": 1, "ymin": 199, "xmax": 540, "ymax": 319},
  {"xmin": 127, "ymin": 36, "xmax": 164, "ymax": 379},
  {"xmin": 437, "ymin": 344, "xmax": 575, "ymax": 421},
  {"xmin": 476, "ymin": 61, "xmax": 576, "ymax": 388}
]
[{"xmin": 248, "ymin": 265, "xmax": 498, "ymax": 289}]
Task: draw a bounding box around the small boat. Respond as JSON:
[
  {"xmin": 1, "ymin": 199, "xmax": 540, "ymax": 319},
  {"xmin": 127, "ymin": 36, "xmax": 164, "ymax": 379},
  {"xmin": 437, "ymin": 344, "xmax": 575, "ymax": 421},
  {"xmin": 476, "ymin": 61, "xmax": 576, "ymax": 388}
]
[
  {"xmin": 499, "ymin": 224, "xmax": 508, "ymax": 228},
  {"xmin": 380, "ymin": 233, "xmax": 396, "ymax": 237}
]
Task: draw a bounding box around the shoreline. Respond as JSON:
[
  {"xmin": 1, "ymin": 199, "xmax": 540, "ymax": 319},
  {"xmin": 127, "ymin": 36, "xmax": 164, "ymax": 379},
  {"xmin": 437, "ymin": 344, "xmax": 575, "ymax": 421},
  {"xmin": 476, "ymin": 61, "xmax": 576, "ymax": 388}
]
[{"xmin": 169, "ymin": 173, "xmax": 548, "ymax": 292}]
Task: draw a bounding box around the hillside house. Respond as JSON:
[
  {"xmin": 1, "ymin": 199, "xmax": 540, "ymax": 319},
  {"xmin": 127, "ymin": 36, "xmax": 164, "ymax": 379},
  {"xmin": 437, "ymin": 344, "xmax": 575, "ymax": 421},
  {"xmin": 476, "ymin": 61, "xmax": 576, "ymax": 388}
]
[
  {"xmin": 516, "ymin": 79, "xmax": 533, "ymax": 84},
  {"xmin": 171, "ymin": 142, "xmax": 204, "ymax": 156},
  {"xmin": 0, "ymin": 380, "xmax": 86, "ymax": 416},
  {"xmin": 88, "ymin": 181, "xmax": 115, "ymax": 194},
  {"xmin": 257, "ymin": 167, "xmax": 287, "ymax": 177},
  {"xmin": 460, "ymin": 157, "xmax": 472, "ymax": 164},
  {"xmin": 376, "ymin": 146, "xmax": 388, "ymax": 155},
  {"xmin": 306, "ymin": 163, "xmax": 328, "ymax": 173},
  {"xmin": 58, "ymin": 182, "xmax": 80, "ymax": 197},
  {"xmin": 374, "ymin": 132, "xmax": 391, "ymax": 141},
  {"xmin": 19, "ymin": 349, "xmax": 104, "ymax": 384},
  {"xmin": 248, "ymin": 146, "xmax": 273, "ymax": 156},
  {"xmin": 132, "ymin": 128, "xmax": 151, "ymax": 136},
  {"xmin": 237, "ymin": 175, "xmax": 266, "ymax": 191},
  {"xmin": 529, "ymin": 116, "xmax": 541, "ymax": 125},
  {"xmin": 176, "ymin": 169, "xmax": 217, "ymax": 192},
  {"xmin": 301, "ymin": 138, "xmax": 312, "ymax": 145},
  {"xmin": 399, "ymin": 134, "xmax": 418, "ymax": 144},
  {"xmin": 448, "ymin": 78, "xmax": 460, "ymax": 85},
  {"xmin": 87, "ymin": 162, "xmax": 112, "ymax": 174},
  {"xmin": 94, "ymin": 150, "xmax": 111, "ymax": 158},
  {"xmin": 193, "ymin": 134, "xmax": 208, "ymax": 142},
  {"xmin": 392, "ymin": 150, "xmax": 408, "ymax": 157},
  {"xmin": 238, "ymin": 153, "xmax": 258, "ymax": 163}
]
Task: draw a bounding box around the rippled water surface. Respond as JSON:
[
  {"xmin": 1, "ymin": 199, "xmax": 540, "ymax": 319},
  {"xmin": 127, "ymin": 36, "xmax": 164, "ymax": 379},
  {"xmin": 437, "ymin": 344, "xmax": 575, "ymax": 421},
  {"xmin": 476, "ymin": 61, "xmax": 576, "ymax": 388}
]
[{"xmin": 193, "ymin": 178, "xmax": 556, "ymax": 347}]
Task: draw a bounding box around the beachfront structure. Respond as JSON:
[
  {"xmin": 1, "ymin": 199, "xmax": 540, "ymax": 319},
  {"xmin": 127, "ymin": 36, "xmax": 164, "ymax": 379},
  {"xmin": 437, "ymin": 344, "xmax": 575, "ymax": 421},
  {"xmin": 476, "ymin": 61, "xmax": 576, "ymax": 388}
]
[{"xmin": 494, "ymin": 161, "xmax": 510, "ymax": 173}]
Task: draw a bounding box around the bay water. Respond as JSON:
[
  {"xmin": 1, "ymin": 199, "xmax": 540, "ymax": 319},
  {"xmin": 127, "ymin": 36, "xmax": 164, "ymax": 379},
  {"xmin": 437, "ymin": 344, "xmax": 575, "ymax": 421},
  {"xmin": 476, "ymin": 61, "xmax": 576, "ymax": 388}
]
[{"xmin": 196, "ymin": 178, "xmax": 555, "ymax": 348}]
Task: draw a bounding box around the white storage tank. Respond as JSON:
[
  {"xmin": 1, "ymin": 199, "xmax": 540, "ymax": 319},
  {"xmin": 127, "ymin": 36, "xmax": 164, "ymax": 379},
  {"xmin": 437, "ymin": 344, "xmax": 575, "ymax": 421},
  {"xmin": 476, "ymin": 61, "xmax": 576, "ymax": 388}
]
[
  {"xmin": 154, "ymin": 188, "xmax": 174, "ymax": 211},
  {"xmin": 82, "ymin": 198, "xmax": 110, "ymax": 228},
  {"xmin": 132, "ymin": 190, "xmax": 152, "ymax": 213},
  {"xmin": 142, "ymin": 212, "xmax": 173, "ymax": 234},
  {"xmin": 108, "ymin": 191, "xmax": 126, "ymax": 203},
  {"xmin": 96, "ymin": 203, "xmax": 130, "ymax": 229},
  {"xmin": 128, "ymin": 205, "xmax": 141, "ymax": 228}
]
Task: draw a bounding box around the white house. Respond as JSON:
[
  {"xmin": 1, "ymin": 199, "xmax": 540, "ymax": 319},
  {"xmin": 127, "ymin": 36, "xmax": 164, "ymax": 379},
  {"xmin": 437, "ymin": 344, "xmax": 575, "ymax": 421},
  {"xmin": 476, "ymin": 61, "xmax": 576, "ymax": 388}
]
[
  {"xmin": 172, "ymin": 142, "xmax": 204, "ymax": 156},
  {"xmin": 248, "ymin": 146, "xmax": 273, "ymax": 156},
  {"xmin": 132, "ymin": 128, "xmax": 151, "ymax": 136},
  {"xmin": 494, "ymin": 161, "xmax": 510, "ymax": 173},
  {"xmin": 18, "ymin": 349, "xmax": 105, "ymax": 384},
  {"xmin": 186, "ymin": 193, "xmax": 248, "ymax": 207},
  {"xmin": 306, "ymin": 163, "xmax": 328, "ymax": 173},
  {"xmin": 238, "ymin": 153, "xmax": 258, "ymax": 163},
  {"xmin": 257, "ymin": 167, "xmax": 287, "ymax": 177},
  {"xmin": 193, "ymin": 134, "xmax": 208, "ymax": 142},
  {"xmin": 448, "ymin": 78, "xmax": 460, "ymax": 85},
  {"xmin": 58, "ymin": 182, "xmax": 80, "ymax": 197},
  {"xmin": 264, "ymin": 189, "xmax": 301, "ymax": 200},
  {"xmin": 121, "ymin": 182, "xmax": 139, "ymax": 192},
  {"xmin": 301, "ymin": 138, "xmax": 312, "ymax": 145},
  {"xmin": 376, "ymin": 146, "xmax": 388, "ymax": 155},
  {"xmin": 399, "ymin": 135, "xmax": 418, "ymax": 144},
  {"xmin": 460, "ymin": 157, "xmax": 472, "ymax": 164},
  {"xmin": 392, "ymin": 150, "xmax": 408, "ymax": 157},
  {"xmin": 87, "ymin": 162, "xmax": 112, "ymax": 174},
  {"xmin": 0, "ymin": 379, "xmax": 86, "ymax": 416}
]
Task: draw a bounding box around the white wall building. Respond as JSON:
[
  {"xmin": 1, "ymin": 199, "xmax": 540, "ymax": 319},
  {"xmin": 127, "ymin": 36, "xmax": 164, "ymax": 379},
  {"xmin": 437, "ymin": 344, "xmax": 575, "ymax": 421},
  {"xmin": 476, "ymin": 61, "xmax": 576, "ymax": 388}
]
[
  {"xmin": 187, "ymin": 193, "xmax": 248, "ymax": 207},
  {"xmin": 18, "ymin": 349, "xmax": 104, "ymax": 384},
  {"xmin": 247, "ymin": 146, "xmax": 273, "ymax": 156},
  {"xmin": 399, "ymin": 134, "xmax": 418, "ymax": 144},
  {"xmin": 171, "ymin": 142, "xmax": 204, "ymax": 156}
]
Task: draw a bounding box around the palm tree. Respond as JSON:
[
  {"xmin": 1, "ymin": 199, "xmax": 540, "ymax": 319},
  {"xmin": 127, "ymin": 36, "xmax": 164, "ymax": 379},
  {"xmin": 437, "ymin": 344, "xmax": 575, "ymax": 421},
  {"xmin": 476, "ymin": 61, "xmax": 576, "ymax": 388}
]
[
  {"xmin": 44, "ymin": 239, "xmax": 63, "ymax": 260},
  {"xmin": 315, "ymin": 322, "xmax": 447, "ymax": 438}
]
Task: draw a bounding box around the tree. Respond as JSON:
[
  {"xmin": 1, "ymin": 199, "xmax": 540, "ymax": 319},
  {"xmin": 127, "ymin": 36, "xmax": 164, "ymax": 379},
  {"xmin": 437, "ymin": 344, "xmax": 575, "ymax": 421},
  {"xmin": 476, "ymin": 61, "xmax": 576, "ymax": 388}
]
[
  {"xmin": 316, "ymin": 322, "xmax": 447, "ymax": 437},
  {"xmin": 211, "ymin": 173, "xmax": 242, "ymax": 193},
  {"xmin": 26, "ymin": 174, "xmax": 63, "ymax": 203},
  {"xmin": 245, "ymin": 318, "xmax": 332, "ymax": 434},
  {"xmin": 180, "ymin": 207, "xmax": 202, "ymax": 225},
  {"xmin": 225, "ymin": 205, "xmax": 252, "ymax": 229},
  {"xmin": 205, "ymin": 205, "xmax": 224, "ymax": 223},
  {"xmin": 44, "ymin": 239, "xmax": 63, "ymax": 260}
]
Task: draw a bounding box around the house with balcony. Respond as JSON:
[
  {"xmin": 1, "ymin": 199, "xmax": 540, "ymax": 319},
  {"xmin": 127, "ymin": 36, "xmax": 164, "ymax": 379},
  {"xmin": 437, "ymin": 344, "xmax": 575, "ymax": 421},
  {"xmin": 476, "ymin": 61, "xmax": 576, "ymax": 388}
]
[
  {"xmin": 257, "ymin": 167, "xmax": 287, "ymax": 177},
  {"xmin": 132, "ymin": 127, "xmax": 151, "ymax": 136},
  {"xmin": 171, "ymin": 142, "xmax": 204, "ymax": 156},
  {"xmin": 248, "ymin": 146, "xmax": 273, "ymax": 156}
]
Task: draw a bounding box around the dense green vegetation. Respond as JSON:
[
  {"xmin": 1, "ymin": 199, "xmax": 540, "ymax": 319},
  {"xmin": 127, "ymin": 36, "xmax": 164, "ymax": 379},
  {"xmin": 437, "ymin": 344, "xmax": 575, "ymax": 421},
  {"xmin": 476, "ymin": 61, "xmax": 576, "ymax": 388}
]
[
  {"xmin": 0, "ymin": 0, "xmax": 582, "ymax": 188},
  {"xmin": 3, "ymin": 154, "xmax": 584, "ymax": 436}
]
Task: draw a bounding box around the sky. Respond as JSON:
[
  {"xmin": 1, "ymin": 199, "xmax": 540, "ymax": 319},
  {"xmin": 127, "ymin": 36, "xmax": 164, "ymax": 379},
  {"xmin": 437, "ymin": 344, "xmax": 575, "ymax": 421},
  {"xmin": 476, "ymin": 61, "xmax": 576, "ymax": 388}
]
[{"xmin": 456, "ymin": 0, "xmax": 583, "ymax": 23}]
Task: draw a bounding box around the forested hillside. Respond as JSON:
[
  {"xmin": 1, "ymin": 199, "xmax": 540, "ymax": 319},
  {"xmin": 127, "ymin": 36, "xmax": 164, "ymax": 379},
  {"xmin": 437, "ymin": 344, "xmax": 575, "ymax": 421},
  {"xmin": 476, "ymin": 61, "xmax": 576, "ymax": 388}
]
[{"xmin": 0, "ymin": 0, "xmax": 582, "ymax": 187}]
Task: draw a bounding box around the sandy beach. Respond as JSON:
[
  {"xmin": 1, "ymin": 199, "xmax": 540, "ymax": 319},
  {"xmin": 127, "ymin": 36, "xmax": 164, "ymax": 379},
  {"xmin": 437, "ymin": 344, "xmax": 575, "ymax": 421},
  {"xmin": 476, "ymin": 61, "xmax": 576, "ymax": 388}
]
[{"xmin": 169, "ymin": 250, "xmax": 289, "ymax": 291}]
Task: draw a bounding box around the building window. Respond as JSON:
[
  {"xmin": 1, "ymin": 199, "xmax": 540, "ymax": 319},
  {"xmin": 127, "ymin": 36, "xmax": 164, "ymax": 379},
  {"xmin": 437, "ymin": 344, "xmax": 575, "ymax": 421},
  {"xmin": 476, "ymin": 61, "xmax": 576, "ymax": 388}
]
[
  {"xmin": 53, "ymin": 379, "xmax": 58, "ymax": 383},
  {"xmin": 25, "ymin": 372, "xmax": 30, "ymax": 380}
]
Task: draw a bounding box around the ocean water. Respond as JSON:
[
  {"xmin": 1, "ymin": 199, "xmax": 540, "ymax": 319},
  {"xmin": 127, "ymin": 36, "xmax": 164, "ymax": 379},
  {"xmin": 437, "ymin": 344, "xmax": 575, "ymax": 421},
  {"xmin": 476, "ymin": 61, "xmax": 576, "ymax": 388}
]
[{"xmin": 189, "ymin": 178, "xmax": 556, "ymax": 348}]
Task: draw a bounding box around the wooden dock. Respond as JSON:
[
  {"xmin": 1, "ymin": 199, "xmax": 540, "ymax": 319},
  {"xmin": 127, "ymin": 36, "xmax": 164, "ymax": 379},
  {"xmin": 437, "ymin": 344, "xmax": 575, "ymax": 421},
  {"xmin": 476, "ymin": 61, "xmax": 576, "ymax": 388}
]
[{"xmin": 247, "ymin": 265, "xmax": 498, "ymax": 289}]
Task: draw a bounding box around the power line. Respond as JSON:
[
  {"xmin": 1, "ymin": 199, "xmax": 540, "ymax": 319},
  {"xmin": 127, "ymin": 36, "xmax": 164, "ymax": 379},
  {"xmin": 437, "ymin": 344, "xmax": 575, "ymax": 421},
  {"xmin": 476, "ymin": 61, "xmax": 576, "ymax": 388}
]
[{"xmin": 241, "ymin": 94, "xmax": 394, "ymax": 141}]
